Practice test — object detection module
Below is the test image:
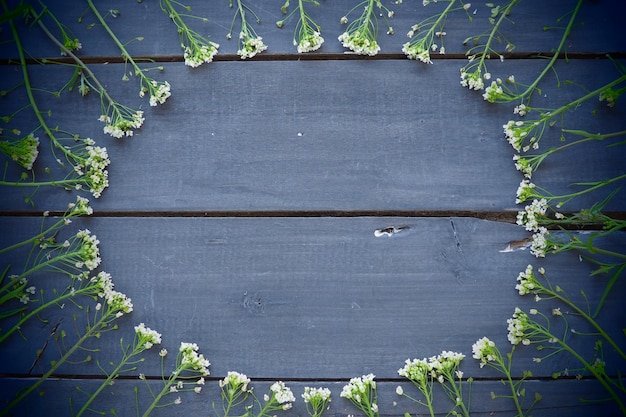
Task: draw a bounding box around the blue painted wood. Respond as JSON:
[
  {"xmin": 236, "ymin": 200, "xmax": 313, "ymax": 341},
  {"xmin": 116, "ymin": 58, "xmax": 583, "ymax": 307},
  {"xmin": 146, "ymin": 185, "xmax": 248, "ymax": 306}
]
[
  {"xmin": 0, "ymin": 378, "xmax": 621, "ymax": 417},
  {"xmin": 0, "ymin": 59, "xmax": 624, "ymax": 212},
  {"xmin": 1, "ymin": 216, "xmax": 624, "ymax": 380},
  {"xmin": 1, "ymin": 0, "xmax": 624, "ymax": 59},
  {"xmin": 1, "ymin": 0, "xmax": 625, "ymax": 415}
]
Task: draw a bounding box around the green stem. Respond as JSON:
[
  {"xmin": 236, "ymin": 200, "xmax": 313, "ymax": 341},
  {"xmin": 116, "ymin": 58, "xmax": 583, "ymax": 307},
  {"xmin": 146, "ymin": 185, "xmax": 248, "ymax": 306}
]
[
  {"xmin": 140, "ymin": 368, "xmax": 182, "ymax": 417},
  {"xmin": 0, "ymin": 283, "xmax": 95, "ymax": 344},
  {"xmin": 0, "ymin": 178, "xmax": 81, "ymax": 188},
  {"xmin": 501, "ymin": 351, "xmax": 525, "ymax": 417},
  {"xmin": 473, "ymin": 0, "xmax": 520, "ymax": 72},
  {"xmin": 552, "ymin": 333, "xmax": 626, "ymax": 414},
  {"xmin": 76, "ymin": 344, "xmax": 145, "ymax": 417},
  {"xmin": 514, "ymin": 0, "xmax": 583, "ymax": 100},
  {"xmin": 541, "ymin": 285, "xmax": 625, "ymax": 360},
  {"xmin": 0, "ymin": 218, "xmax": 62, "ymax": 255},
  {"xmin": 85, "ymin": 0, "xmax": 149, "ymax": 86},
  {"xmin": 34, "ymin": 15, "xmax": 117, "ymax": 109},
  {"xmin": 2, "ymin": 1, "xmax": 62, "ymax": 156},
  {"xmin": 0, "ymin": 311, "xmax": 114, "ymax": 416},
  {"xmin": 551, "ymin": 174, "xmax": 626, "ymax": 205}
]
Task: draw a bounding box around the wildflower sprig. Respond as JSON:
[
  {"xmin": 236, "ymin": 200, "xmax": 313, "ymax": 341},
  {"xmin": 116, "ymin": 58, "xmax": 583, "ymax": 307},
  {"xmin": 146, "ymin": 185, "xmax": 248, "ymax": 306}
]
[
  {"xmin": 277, "ymin": 0, "xmax": 324, "ymax": 53},
  {"xmin": 505, "ymin": 307, "xmax": 626, "ymax": 414},
  {"xmin": 503, "ymin": 73, "xmax": 626, "ymax": 152},
  {"xmin": 397, "ymin": 351, "xmax": 470, "ymax": 417},
  {"xmin": 216, "ymin": 371, "xmax": 252, "ymax": 417},
  {"xmin": 73, "ymin": 323, "xmax": 162, "ymax": 417},
  {"xmin": 1, "ymin": 227, "xmax": 101, "ymax": 295},
  {"xmin": 1, "ymin": 271, "xmax": 133, "ymax": 416},
  {"xmin": 338, "ymin": 1, "xmax": 395, "ymax": 56},
  {"xmin": 471, "ymin": 337, "xmax": 539, "ymax": 417},
  {"xmin": 340, "ymin": 373, "xmax": 378, "ymax": 417},
  {"xmin": 228, "ymin": 0, "xmax": 267, "ymax": 59},
  {"xmin": 0, "ymin": 132, "xmax": 39, "ymax": 170},
  {"xmin": 1, "ymin": 9, "xmax": 110, "ymax": 200},
  {"xmin": 34, "ymin": 4, "xmax": 82, "ymax": 56},
  {"xmin": 87, "ymin": 0, "xmax": 171, "ymax": 108},
  {"xmin": 139, "ymin": 342, "xmax": 210, "ymax": 416},
  {"xmin": 256, "ymin": 381, "xmax": 296, "ymax": 416},
  {"xmin": 26, "ymin": 6, "xmax": 145, "ymax": 139},
  {"xmin": 160, "ymin": 0, "xmax": 220, "ymax": 67},
  {"xmin": 302, "ymin": 386, "xmax": 332, "ymax": 417},
  {"xmin": 513, "ymin": 129, "xmax": 626, "ymax": 179},
  {"xmin": 460, "ymin": 0, "xmax": 520, "ymax": 91},
  {"xmin": 481, "ymin": 0, "xmax": 584, "ymax": 103},
  {"xmin": 402, "ymin": 1, "xmax": 471, "ymax": 64},
  {"xmin": 516, "ymin": 265, "xmax": 626, "ymax": 357}
]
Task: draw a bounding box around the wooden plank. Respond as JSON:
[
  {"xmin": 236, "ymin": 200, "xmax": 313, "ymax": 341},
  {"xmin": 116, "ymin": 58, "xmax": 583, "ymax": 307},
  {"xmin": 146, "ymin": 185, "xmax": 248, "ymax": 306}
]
[
  {"xmin": 0, "ymin": 378, "xmax": 621, "ymax": 417},
  {"xmin": 1, "ymin": 216, "xmax": 624, "ymax": 380},
  {"xmin": 1, "ymin": 59, "xmax": 624, "ymax": 212},
  {"xmin": 1, "ymin": 0, "xmax": 625, "ymax": 59}
]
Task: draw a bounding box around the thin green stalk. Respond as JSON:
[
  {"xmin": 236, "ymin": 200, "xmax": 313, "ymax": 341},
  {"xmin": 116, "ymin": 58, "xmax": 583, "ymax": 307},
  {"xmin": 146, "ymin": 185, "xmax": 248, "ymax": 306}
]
[
  {"xmin": 469, "ymin": 0, "xmax": 520, "ymax": 71},
  {"xmin": 86, "ymin": 0, "xmax": 153, "ymax": 89},
  {"xmin": 75, "ymin": 342, "xmax": 145, "ymax": 417},
  {"xmin": 34, "ymin": 8, "xmax": 116, "ymax": 108},
  {"xmin": 513, "ymin": 0, "xmax": 583, "ymax": 100},
  {"xmin": 538, "ymin": 284, "xmax": 625, "ymax": 360},
  {"xmin": 0, "ymin": 282, "xmax": 95, "ymax": 344},
  {"xmin": 0, "ymin": 310, "xmax": 113, "ymax": 416},
  {"xmin": 140, "ymin": 368, "xmax": 182, "ymax": 417},
  {"xmin": 549, "ymin": 330, "xmax": 626, "ymax": 414}
]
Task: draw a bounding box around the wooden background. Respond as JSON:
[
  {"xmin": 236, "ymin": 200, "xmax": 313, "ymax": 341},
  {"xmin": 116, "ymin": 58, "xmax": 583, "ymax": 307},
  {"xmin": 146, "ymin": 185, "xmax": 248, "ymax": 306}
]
[{"xmin": 1, "ymin": 0, "xmax": 625, "ymax": 416}]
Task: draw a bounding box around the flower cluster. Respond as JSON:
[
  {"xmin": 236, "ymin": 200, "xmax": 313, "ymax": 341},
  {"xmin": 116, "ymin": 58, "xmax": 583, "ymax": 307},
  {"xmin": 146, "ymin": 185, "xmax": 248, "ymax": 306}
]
[
  {"xmin": 100, "ymin": 109, "xmax": 145, "ymax": 138},
  {"xmin": 228, "ymin": 0, "xmax": 268, "ymax": 59},
  {"xmin": 74, "ymin": 229, "xmax": 102, "ymax": 270},
  {"xmin": 237, "ymin": 33, "xmax": 268, "ymax": 59},
  {"xmin": 278, "ymin": 0, "xmax": 325, "ymax": 53},
  {"xmin": 338, "ymin": 0, "xmax": 394, "ymax": 56},
  {"xmin": 403, "ymin": 2, "xmax": 470, "ymax": 64},
  {"xmin": 302, "ymin": 386, "xmax": 332, "ymax": 417},
  {"xmin": 160, "ymin": 0, "xmax": 220, "ymax": 67},
  {"xmin": 295, "ymin": 30, "xmax": 324, "ymax": 53},
  {"xmin": 503, "ymin": 119, "xmax": 543, "ymax": 152},
  {"xmin": 516, "ymin": 198, "xmax": 548, "ymax": 232},
  {"xmin": 267, "ymin": 381, "xmax": 296, "ymax": 410},
  {"xmin": 134, "ymin": 322, "xmax": 162, "ymax": 349},
  {"xmin": 459, "ymin": 67, "xmax": 485, "ymax": 91},
  {"xmin": 471, "ymin": 336, "xmax": 499, "ymax": 368},
  {"xmin": 183, "ymin": 43, "xmax": 220, "ymax": 67},
  {"xmin": 0, "ymin": 133, "xmax": 40, "ymax": 170},
  {"xmin": 340, "ymin": 373, "xmax": 378, "ymax": 416},
  {"xmin": 179, "ymin": 342, "xmax": 211, "ymax": 376},
  {"xmin": 220, "ymin": 370, "xmax": 251, "ymax": 392},
  {"xmin": 75, "ymin": 143, "xmax": 110, "ymax": 198},
  {"xmin": 68, "ymin": 195, "xmax": 94, "ymax": 216},
  {"xmin": 140, "ymin": 80, "xmax": 172, "ymax": 107},
  {"xmin": 93, "ymin": 270, "xmax": 134, "ymax": 317},
  {"xmin": 398, "ymin": 351, "xmax": 465, "ymax": 385},
  {"xmin": 401, "ymin": 33, "xmax": 432, "ymax": 63}
]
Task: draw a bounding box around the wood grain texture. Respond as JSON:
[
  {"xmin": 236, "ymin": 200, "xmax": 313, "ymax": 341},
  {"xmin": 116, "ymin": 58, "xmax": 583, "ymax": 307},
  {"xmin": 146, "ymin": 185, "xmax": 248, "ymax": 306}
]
[
  {"xmin": 0, "ymin": 59, "xmax": 624, "ymax": 212},
  {"xmin": 1, "ymin": 217, "xmax": 624, "ymax": 379},
  {"xmin": 1, "ymin": 0, "xmax": 625, "ymax": 59},
  {"xmin": 1, "ymin": 1, "xmax": 625, "ymax": 415},
  {"xmin": 0, "ymin": 378, "xmax": 622, "ymax": 417}
]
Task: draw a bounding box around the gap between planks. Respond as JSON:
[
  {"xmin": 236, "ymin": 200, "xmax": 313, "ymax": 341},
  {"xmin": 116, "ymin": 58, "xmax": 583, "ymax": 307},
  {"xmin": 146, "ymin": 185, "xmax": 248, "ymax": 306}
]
[
  {"xmin": 3, "ymin": 210, "xmax": 626, "ymax": 230},
  {"xmin": 2, "ymin": 51, "xmax": 623, "ymax": 66}
]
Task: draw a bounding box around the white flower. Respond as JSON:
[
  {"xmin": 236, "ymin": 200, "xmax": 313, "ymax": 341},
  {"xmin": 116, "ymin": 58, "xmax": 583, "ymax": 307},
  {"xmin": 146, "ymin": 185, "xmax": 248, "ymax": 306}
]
[{"xmin": 134, "ymin": 322, "xmax": 162, "ymax": 349}]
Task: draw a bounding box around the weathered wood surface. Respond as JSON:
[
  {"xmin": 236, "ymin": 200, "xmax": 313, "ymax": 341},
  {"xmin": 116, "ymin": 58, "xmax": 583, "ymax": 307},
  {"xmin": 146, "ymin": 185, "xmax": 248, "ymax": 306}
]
[
  {"xmin": 0, "ymin": 378, "xmax": 621, "ymax": 417},
  {"xmin": 2, "ymin": 0, "xmax": 625, "ymax": 59},
  {"xmin": 1, "ymin": 58, "xmax": 625, "ymax": 213},
  {"xmin": 1, "ymin": 0, "xmax": 626, "ymax": 416}
]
